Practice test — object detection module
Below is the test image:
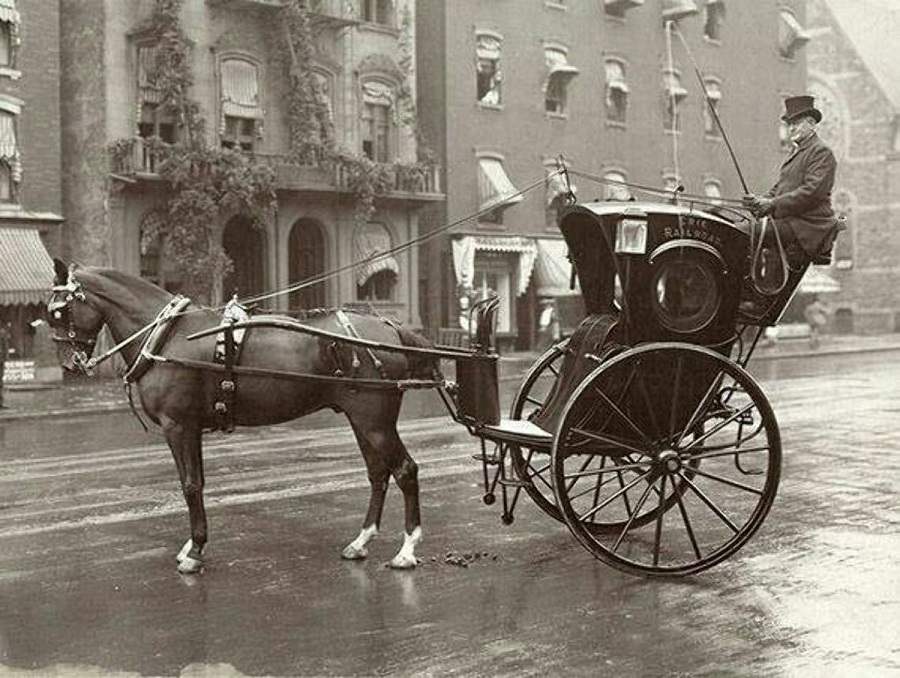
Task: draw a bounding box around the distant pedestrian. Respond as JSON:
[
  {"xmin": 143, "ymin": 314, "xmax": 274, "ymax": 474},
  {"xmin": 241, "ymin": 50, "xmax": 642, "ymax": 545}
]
[{"xmin": 804, "ymin": 295, "xmax": 829, "ymax": 349}]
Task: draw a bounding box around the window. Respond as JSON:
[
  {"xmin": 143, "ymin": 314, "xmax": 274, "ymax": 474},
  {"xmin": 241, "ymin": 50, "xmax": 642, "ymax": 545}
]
[
  {"xmin": 662, "ymin": 0, "xmax": 699, "ymax": 22},
  {"xmin": 477, "ymin": 154, "xmax": 523, "ymax": 224},
  {"xmin": 604, "ymin": 170, "xmax": 631, "ymax": 201},
  {"xmin": 778, "ymin": 9, "xmax": 810, "ymax": 59},
  {"xmin": 139, "ymin": 209, "xmax": 182, "ymax": 293},
  {"xmin": 361, "ymin": 81, "xmax": 395, "ymax": 161},
  {"xmin": 662, "ymin": 172, "xmax": 682, "ymax": 194},
  {"xmin": 0, "ymin": 0, "xmax": 19, "ymax": 73},
  {"xmin": 703, "ymin": 179, "xmax": 723, "ymax": 206},
  {"xmin": 544, "ymin": 46, "xmax": 579, "ymax": 116},
  {"xmin": 604, "ymin": 0, "xmax": 644, "ymax": 19},
  {"xmin": 474, "ymin": 257, "xmax": 512, "ymax": 333},
  {"xmin": 136, "ymin": 44, "xmax": 175, "ymax": 169},
  {"xmin": 362, "ymin": 0, "xmax": 393, "ymax": 26},
  {"xmin": 476, "ymin": 32, "xmax": 503, "ymax": 106},
  {"xmin": 703, "ymin": 79, "xmax": 722, "ymax": 136},
  {"xmin": 0, "ymin": 107, "xmax": 19, "ymax": 203},
  {"xmin": 219, "ymin": 57, "xmax": 263, "ymax": 152},
  {"xmin": 704, "ymin": 0, "xmax": 725, "ymax": 41},
  {"xmin": 663, "ymin": 70, "xmax": 687, "ymax": 132},
  {"xmin": 605, "ymin": 59, "xmax": 629, "ymax": 124},
  {"xmin": 354, "ymin": 222, "xmax": 398, "ymax": 301}
]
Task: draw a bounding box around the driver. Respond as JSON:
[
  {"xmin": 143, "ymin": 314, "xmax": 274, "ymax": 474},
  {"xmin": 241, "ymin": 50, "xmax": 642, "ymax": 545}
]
[{"xmin": 742, "ymin": 95, "xmax": 840, "ymax": 266}]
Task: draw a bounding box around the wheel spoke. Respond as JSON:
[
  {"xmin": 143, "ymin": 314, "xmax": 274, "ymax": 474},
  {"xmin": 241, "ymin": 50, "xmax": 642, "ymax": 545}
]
[
  {"xmin": 688, "ymin": 467, "xmax": 764, "ymax": 496},
  {"xmin": 577, "ymin": 469, "xmax": 654, "ymax": 522},
  {"xmin": 564, "ymin": 459, "xmax": 651, "ymax": 479},
  {"xmin": 569, "ymin": 427, "xmax": 651, "ymax": 457},
  {"xmin": 677, "ymin": 471, "xmax": 739, "ymax": 533},
  {"xmin": 684, "ymin": 445, "xmax": 770, "ymax": 462},
  {"xmin": 675, "ymin": 369, "xmax": 725, "ymax": 448},
  {"xmin": 611, "ymin": 478, "xmax": 656, "ymax": 553},
  {"xmin": 566, "ymin": 456, "xmax": 595, "ymax": 493},
  {"xmin": 669, "ymin": 356, "xmax": 683, "ymax": 435},
  {"xmin": 590, "ymin": 387, "xmax": 654, "ymax": 448},
  {"xmin": 615, "ymin": 470, "xmax": 633, "ymax": 515},
  {"xmin": 525, "ymin": 395, "xmax": 543, "ymax": 406},
  {"xmin": 681, "ymin": 403, "xmax": 756, "ymax": 452},
  {"xmin": 652, "ymin": 473, "xmax": 668, "ymax": 565},
  {"xmin": 675, "ymin": 486, "xmax": 703, "ymax": 560},
  {"xmin": 589, "ymin": 457, "xmax": 607, "ymax": 523},
  {"xmin": 569, "ymin": 472, "xmax": 619, "ymax": 502}
]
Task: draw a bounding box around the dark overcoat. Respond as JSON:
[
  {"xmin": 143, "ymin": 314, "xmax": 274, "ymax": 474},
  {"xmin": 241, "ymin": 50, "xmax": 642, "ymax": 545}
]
[{"xmin": 765, "ymin": 132, "xmax": 838, "ymax": 256}]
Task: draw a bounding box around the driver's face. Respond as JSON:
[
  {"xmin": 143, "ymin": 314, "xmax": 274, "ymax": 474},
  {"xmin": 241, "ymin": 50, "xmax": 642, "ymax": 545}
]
[{"xmin": 786, "ymin": 117, "xmax": 814, "ymax": 143}]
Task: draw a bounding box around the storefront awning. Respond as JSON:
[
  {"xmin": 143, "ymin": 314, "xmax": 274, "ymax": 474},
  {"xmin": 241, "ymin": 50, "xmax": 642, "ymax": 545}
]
[
  {"xmin": 0, "ymin": 0, "xmax": 20, "ymax": 26},
  {"xmin": 452, "ymin": 235, "xmax": 537, "ymax": 296},
  {"xmin": 0, "ymin": 227, "xmax": 54, "ymax": 305},
  {"xmin": 798, "ymin": 267, "xmax": 840, "ymax": 294},
  {"xmin": 534, "ymin": 239, "xmax": 579, "ymax": 297},
  {"xmin": 478, "ymin": 157, "xmax": 524, "ymax": 212}
]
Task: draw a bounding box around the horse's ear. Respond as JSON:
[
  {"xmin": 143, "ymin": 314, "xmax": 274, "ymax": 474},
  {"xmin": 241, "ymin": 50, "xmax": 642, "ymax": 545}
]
[{"xmin": 53, "ymin": 258, "xmax": 68, "ymax": 285}]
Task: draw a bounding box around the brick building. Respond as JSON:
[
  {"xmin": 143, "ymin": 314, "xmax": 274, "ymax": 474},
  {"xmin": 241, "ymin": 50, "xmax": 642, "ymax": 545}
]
[
  {"xmin": 59, "ymin": 0, "xmax": 442, "ymax": 326},
  {"xmin": 0, "ymin": 0, "xmax": 63, "ymax": 364},
  {"xmin": 804, "ymin": 0, "xmax": 900, "ymax": 333},
  {"xmin": 416, "ymin": 0, "xmax": 810, "ymax": 349}
]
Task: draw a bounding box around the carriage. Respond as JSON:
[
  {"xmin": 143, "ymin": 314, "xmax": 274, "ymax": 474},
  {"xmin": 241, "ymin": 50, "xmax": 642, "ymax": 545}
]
[{"xmin": 47, "ymin": 196, "xmax": 811, "ymax": 577}]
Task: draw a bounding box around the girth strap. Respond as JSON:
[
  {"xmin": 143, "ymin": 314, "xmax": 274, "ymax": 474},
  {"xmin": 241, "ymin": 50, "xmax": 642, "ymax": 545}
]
[{"xmin": 213, "ymin": 298, "xmax": 250, "ymax": 433}]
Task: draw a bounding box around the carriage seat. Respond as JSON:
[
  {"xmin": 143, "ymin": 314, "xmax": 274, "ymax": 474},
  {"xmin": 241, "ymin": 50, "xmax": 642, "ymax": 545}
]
[{"xmin": 479, "ymin": 418, "xmax": 553, "ymax": 447}]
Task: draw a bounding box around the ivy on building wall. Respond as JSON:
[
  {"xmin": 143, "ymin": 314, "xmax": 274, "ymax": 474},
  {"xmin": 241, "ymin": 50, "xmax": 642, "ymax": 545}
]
[{"xmin": 108, "ymin": 0, "xmax": 275, "ymax": 301}]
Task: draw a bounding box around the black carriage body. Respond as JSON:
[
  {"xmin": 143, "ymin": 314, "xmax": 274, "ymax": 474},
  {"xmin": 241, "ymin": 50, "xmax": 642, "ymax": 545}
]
[
  {"xmin": 559, "ymin": 202, "xmax": 748, "ymax": 351},
  {"xmin": 531, "ymin": 203, "xmax": 750, "ymax": 437}
]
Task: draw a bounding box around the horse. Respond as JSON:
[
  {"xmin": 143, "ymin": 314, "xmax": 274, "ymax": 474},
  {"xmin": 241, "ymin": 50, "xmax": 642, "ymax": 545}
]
[{"xmin": 46, "ymin": 258, "xmax": 437, "ymax": 574}]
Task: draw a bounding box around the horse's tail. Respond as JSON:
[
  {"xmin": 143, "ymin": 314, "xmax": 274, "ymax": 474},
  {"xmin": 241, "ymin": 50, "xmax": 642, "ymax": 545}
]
[{"xmin": 395, "ymin": 325, "xmax": 439, "ymax": 380}]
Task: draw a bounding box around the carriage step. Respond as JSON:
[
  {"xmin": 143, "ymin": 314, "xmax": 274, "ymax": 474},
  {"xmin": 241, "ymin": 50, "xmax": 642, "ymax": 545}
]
[
  {"xmin": 472, "ymin": 454, "xmax": 500, "ymax": 465},
  {"xmin": 498, "ymin": 477, "xmax": 529, "ymax": 488}
]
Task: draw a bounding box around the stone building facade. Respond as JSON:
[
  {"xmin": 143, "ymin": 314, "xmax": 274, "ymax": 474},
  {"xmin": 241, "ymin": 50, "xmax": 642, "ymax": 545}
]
[
  {"xmin": 805, "ymin": 0, "xmax": 900, "ymax": 333},
  {"xmin": 416, "ymin": 0, "xmax": 810, "ymax": 349},
  {"xmin": 0, "ymin": 0, "xmax": 63, "ymax": 363},
  {"xmin": 59, "ymin": 0, "xmax": 442, "ymax": 326}
]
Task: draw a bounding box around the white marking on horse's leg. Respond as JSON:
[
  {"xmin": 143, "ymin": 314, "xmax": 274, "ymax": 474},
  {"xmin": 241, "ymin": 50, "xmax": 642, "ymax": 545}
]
[
  {"xmin": 176, "ymin": 538, "xmax": 193, "ymax": 563},
  {"xmin": 389, "ymin": 526, "xmax": 422, "ymax": 570},
  {"xmin": 177, "ymin": 554, "xmax": 203, "ymax": 574},
  {"xmin": 342, "ymin": 524, "xmax": 378, "ymax": 560}
]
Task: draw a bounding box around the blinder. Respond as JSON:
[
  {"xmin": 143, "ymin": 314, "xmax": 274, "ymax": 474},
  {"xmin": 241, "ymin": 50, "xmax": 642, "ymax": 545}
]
[{"xmin": 47, "ymin": 277, "xmax": 98, "ymax": 371}]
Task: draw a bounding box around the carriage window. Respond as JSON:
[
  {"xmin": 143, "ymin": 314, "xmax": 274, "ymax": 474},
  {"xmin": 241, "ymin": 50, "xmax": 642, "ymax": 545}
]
[
  {"xmin": 544, "ymin": 47, "xmax": 579, "ymax": 116},
  {"xmin": 778, "ymin": 9, "xmax": 810, "ymax": 59},
  {"xmin": 476, "ymin": 33, "xmax": 503, "ymax": 106},
  {"xmin": 651, "ymin": 254, "xmax": 721, "ymax": 333},
  {"xmin": 703, "ymin": 80, "xmax": 722, "ymax": 137},
  {"xmin": 704, "ymin": 0, "xmax": 724, "ymax": 41},
  {"xmin": 663, "ymin": 70, "xmax": 687, "ymax": 132},
  {"xmin": 605, "ymin": 59, "xmax": 629, "ymax": 125}
]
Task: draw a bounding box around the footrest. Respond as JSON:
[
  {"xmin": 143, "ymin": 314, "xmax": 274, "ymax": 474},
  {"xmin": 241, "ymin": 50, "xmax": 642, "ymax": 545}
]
[
  {"xmin": 498, "ymin": 477, "xmax": 529, "ymax": 488},
  {"xmin": 472, "ymin": 453, "xmax": 500, "ymax": 465}
]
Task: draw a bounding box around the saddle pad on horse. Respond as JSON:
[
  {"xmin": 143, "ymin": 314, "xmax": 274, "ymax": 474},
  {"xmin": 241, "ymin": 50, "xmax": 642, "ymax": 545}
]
[{"xmin": 532, "ymin": 313, "xmax": 619, "ymax": 435}]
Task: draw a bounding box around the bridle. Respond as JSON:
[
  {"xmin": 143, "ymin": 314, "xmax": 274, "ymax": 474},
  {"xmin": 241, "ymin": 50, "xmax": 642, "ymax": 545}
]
[{"xmin": 48, "ymin": 277, "xmax": 98, "ymax": 372}]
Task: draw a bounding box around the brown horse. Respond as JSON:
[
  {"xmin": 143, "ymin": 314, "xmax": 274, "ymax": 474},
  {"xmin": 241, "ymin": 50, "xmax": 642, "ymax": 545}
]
[{"xmin": 46, "ymin": 259, "xmax": 436, "ymax": 574}]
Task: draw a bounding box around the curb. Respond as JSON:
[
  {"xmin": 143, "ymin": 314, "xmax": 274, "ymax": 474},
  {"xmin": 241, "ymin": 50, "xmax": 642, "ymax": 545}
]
[{"xmin": 3, "ymin": 341, "xmax": 899, "ymax": 423}]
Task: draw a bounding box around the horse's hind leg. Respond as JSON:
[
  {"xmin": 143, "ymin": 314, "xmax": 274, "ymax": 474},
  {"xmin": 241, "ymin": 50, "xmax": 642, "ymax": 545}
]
[
  {"xmin": 162, "ymin": 417, "xmax": 207, "ymax": 574},
  {"xmin": 342, "ymin": 426, "xmax": 390, "ymax": 561}
]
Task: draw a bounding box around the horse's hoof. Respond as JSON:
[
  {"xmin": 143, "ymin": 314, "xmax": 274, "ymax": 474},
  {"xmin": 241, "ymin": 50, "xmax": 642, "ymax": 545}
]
[
  {"xmin": 177, "ymin": 556, "xmax": 203, "ymax": 574},
  {"xmin": 389, "ymin": 554, "xmax": 418, "ymax": 570},
  {"xmin": 341, "ymin": 544, "xmax": 368, "ymax": 560},
  {"xmin": 176, "ymin": 539, "xmax": 193, "ymax": 563}
]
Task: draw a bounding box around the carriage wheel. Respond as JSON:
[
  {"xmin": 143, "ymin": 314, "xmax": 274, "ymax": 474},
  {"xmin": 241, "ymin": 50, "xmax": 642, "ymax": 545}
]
[
  {"xmin": 507, "ymin": 339, "xmax": 568, "ymax": 521},
  {"xmin": 551, "ymin": 343, "xmax": 781, "ymax": 576}
]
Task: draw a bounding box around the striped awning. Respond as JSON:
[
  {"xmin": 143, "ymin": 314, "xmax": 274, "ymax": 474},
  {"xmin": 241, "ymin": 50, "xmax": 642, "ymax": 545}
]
[
  {"xmin": 534, "ymin": 239, "xmax": 579, "ymax": 297},
  {"xmin": 478, "ymin": 157, "xmax": 523, "ymax": 212},
  {"xmin": 452, "ymin": 235, "xmax": 537, "ymax": 296},
  {"xmin": 0, "ymin": 0, "xmax": 19, "ymax": 25},
  {"xmin": 138, "ymin": 45, "xmax": 162, "ymax": 105},
  {"xmin": 0, "ymin": 227, "xmax": 54, "ymax": 305},
  {"xmin": 221, "ymin": 58, "xmax": 262, "ymax": 118},
  {"xmin": 353, "ymin": 222, "xmax": 399, "ymax": 286}
]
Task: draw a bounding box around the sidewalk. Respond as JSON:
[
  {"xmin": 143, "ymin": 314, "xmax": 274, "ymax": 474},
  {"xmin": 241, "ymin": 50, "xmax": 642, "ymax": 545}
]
[{"xmin": 2, "ymin": 333, "xmax": 899, "ymax": 422}]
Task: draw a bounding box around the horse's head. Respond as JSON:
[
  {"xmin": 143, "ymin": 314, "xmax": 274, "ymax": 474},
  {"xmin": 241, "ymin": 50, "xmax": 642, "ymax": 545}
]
[{"xmin": 46, "ymin": 258, "xmax": 104, "ymax": 373}]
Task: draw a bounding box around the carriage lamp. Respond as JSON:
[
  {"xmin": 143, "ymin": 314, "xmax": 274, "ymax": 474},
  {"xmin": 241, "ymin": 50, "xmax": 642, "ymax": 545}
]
[{"xmin": 615, "ymin": 217, "xmax": 648, "ymax": 254}]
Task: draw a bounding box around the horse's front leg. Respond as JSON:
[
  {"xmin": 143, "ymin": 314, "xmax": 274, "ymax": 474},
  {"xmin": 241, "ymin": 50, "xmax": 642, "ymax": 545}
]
[
  {"xmin": 388, "ymin": 448, "xmax": 421, "ymax": 570},
  {"xmin": 162, "ymin": 416, "xmax": 207, "ymax": 574}
]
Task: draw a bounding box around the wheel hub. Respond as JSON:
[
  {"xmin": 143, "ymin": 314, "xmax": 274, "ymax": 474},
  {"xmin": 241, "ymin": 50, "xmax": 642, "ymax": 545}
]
[{"xmin": 657, "ymin": 450, "xmax": 682, "ymax": 474}]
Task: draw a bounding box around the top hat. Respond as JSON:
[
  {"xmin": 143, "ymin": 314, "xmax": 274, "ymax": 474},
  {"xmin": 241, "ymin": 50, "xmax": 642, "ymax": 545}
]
[{"xmin": 781, "ymin": 95, "xmax": 822, "ymax": 123}]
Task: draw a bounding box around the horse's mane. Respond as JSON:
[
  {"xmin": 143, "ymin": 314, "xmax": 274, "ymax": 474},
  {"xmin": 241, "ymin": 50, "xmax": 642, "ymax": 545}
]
[{"xmin": 76, "ymin": 266, "xmax": 173, "ymax": 314}]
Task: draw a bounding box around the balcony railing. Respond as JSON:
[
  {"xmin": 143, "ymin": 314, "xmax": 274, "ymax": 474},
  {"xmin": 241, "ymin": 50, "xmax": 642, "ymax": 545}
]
[
  {"xmin": 110, "ymin": 138, "xmax": 443, "ymax": 198},
  {"xmin": 205, "ymin": 0, "xmax": 356, "ymax": 21}
]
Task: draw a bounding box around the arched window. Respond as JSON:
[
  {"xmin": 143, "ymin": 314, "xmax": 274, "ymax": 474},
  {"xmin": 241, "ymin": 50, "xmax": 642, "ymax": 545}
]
[
  {"xmin": 289, "ymin": 219, "xmax": 327, "ymax": 309},
  {"xmin": 544, "ymin": 45, "xmax": 579, "ymax": 116},
  {"xmin": 139, "ymin": 209, "xmax": 182, "ymax": 293},
  {"xmin": 354, "ymin": 222, "xmax": 398, "ymax": 301},
  {"xmin": 703, "ymin": 179, "xmax": 724, "ymax": 206},
  {"xmin": 475, "ymin": 31, "xmax": 503, "ymax": 106},
  {"xmin": 219, "ymin": 57, "xmax": 263, "ymax": 152},
  {"xmin": 703, "ymin": 79, "xmax": 722, "ymax": 137},
  {"xmin": 604, "ymin": 58, "xmax": 629, "ymax": 124},
  {"xmin": 360, "ymin": 80, "xmax": 395, "ymax": 162},
  {"xmin": 222, "ymin": 215, "xmax": 265, "ymax": 302},
  {"xmin": 778, "ymin": 9, "xmax": 810, "ymax": 59}
]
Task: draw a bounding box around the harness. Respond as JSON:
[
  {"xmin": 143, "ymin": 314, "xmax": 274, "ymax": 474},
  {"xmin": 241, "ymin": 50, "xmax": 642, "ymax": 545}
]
[
  {"xmin": 211, "ymin": 298, "xmax": 251, "ymax": 433},
  {"xmin": 331, "ymin": 309, "xmax": 387, "ymax": 379}
]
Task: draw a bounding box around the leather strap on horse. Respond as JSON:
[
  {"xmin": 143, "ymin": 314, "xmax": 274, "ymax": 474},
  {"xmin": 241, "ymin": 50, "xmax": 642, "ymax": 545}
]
[
  {"xmin": 214, "ymin": 322, "xmax": 238, "ymax": 433},
  {"xmin": 334, "ymin": 309, "xmax": 387, "ymax": 379}
]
